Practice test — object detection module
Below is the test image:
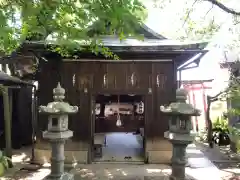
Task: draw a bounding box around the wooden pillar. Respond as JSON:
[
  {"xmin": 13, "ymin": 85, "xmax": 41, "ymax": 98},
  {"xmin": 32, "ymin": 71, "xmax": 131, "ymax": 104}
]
[
  {"xmin": 146, "ymin": 62, "xmax": 174, "ymax": 164},
  {"xmin": 178, "ymin": 70, "xmax": 182, "ymax": 88},
  {"xmin": 0, "ymin": 86, "xmax": 12, "ymax": 158}
]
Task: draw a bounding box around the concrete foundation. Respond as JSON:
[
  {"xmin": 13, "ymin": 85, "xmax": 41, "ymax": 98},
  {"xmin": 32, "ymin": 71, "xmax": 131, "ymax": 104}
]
[
  {"xmin": 146, "ymin": 138, "xmax": 172, "ymax": 164},
  {"xmin": 34, "ymin": 138, "xmax": 172, "ymax": 164},
  {"xmin": 44, "ymin": 172, "xmax": 74, "ymax": 180},
  {"xmin": 34, "ymin": 148, "xmax": 89, "ymax": 164},
  {"xmin": 34, "ymin": 140, "xmax": 89, "ymax": 164}
]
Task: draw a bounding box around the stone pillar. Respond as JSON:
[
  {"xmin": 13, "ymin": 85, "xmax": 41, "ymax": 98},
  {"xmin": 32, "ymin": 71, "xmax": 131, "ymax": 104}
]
[
  {"xmin": 50, "ymin": 140, "xmax": 65, "ymax": 178},
  {"xmin": 170, "ymin": 142, "xmax": 187, "ymax": 180}
]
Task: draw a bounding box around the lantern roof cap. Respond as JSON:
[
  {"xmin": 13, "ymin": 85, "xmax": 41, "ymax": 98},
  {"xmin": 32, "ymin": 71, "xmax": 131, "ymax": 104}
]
[
  {"xmin": 160, "ymin": 88, "xmax": 201, "ymax": 116},
  {"xmin": 39, "ymin": 82, "xmax": 78, "ymax": 114}
]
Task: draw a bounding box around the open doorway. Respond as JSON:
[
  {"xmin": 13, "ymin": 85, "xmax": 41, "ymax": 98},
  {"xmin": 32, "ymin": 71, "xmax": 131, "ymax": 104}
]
[{"xmin": 93, "ymin": 94, "xmax": 145, "ymax": 162}]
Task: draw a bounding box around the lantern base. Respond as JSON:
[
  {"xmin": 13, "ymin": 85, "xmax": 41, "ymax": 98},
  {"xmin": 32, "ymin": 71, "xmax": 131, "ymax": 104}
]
[
  {"xmin": 44, "ymin": 172, "xmax": 74, "ymax": 180},
  {"xmin": 164, "ymin": 131, "xmax": 194, "ymax": 143},
  {"xmin": 169, "ymin": 175, "xmax": 186, "ymax": 180}
]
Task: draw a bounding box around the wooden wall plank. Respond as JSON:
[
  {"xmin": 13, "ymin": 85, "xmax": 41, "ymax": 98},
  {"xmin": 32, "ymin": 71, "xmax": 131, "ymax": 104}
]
[
  {"xmin": 37, "ymin": 60, "xmax": 62, "ymax": 141},
  {"xmin": 151, "ymin": 62, "xmax": 175, "ymax": 136}
]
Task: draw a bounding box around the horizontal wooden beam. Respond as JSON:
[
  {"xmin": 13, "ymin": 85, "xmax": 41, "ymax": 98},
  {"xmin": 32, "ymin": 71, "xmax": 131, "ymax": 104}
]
[{"xmin": 62, "ymin": 59, "xmax": 172, "ymax": 62}]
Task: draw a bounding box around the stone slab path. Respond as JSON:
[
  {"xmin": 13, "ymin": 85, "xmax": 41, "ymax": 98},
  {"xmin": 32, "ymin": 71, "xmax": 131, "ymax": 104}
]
[
  {"xmin": 2, "ymin": 143, "xmax": 239, "ymax": 180},
  {"xmin": 194, "ymin": 142, "xmax": 240, "ymax": 180},
  {"xmin": 71, "ymin": 164, "xmax": 173, "ymax": 180}
]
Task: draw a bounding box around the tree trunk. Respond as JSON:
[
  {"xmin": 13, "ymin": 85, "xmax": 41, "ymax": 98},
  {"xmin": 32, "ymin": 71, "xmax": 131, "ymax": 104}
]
[{"xmin": 206, "ymin": 95, "xmax": 213, "ymax": 148}]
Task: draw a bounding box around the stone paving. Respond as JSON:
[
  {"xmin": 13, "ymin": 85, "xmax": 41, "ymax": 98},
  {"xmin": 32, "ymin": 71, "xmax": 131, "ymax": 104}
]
[
  {"xmin": 195, "ymin": 142, "xmax": 240, "ymax": 180},
  {"xmin": 71, "ymin": 164, "xmax": 172, "ymax": 180},
  {"xmin": 1, "ymin": 143, "xmax": 240, "ymax": 180},
  {"xmin": 2, "ymin": 163, "xmax": 193, "ymax": 180}
]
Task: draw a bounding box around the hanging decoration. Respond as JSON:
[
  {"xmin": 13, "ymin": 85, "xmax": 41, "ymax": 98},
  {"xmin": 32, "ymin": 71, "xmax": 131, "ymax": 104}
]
[
  {"xmin": 116, "ymin": 114, "xmax": 122, "ymax": 127},
  {"xmin": 130, "ymin": 72, "xmax": 136, "ymax": 86},
  {"xmin": 72, "ymin": 74, "xmax": 76, "ymax": 87},
  {"xmin": 156, "ymin": 75, "xmax": 160, "ymax": 87},
  {"xmin": 128, "ymin": 94, "xmax": 135, "ymax": 96},
  {"xmin": 103, "ymin": 74, "xmax": 107, "ymax": 87},
  {"xmin": 136, "ymin": 101, "xmax": 144, "ymax": 114},
  {"xmin": 78, "ymin": 74, "xmax": 92, "ymax": 92},
  {"xmin": 116, "ymin": 95, "xmax": 122, "ymax": 127},
  {"xmin": 156, "ymin": 74, "xmax": 167, "ymax": 89}
]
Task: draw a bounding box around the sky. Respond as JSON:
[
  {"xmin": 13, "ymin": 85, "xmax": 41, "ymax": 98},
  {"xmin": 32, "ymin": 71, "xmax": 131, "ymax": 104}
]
[{"xmin": 143, "ymin": 0, "xmax": 240, "ymax": 83}]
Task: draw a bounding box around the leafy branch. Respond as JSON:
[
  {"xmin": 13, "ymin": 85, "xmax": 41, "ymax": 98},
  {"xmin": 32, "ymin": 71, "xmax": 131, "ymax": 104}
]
[
  {"xmin": 182, "ymin": 0, "xmax": 199, "ymax": 27},
  {"xmin": 0, "ymin": 0, "xmax": 146, "ymax": 58}
]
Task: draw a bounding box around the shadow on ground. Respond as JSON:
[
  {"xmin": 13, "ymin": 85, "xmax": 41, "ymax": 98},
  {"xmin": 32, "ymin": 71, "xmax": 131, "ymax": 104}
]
[{"xmin": 195, "ymin": 142, "xmax": 240, "ymax": 180}]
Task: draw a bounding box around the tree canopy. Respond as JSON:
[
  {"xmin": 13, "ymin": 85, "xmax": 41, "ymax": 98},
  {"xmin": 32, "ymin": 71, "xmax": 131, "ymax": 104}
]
[
  {"xmin": 1, "ymin": 0, "xmax": 240, "ymax": 57},
  {"xmin": 0, "ymin": 0, "xmax": 146, "ymax": 56}
]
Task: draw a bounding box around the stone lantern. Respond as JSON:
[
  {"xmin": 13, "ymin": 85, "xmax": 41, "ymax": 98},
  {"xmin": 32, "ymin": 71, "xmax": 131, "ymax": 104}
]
[
  {"xmin": 160, "ymin": 88, "xmax": 200, "ymax": 180},
  {"xmin": 39, "ymin": 82, "xmax": 78, "ymax": 180}
]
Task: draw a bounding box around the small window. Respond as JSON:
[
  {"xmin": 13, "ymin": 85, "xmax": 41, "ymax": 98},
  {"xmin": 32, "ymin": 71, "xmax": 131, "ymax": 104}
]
[
  {"xmin": 179, "ymin": 119, "xmax": 186, "ymax": 130},
  {"xmin": 52, "ymin": 118, "xmax": 58, "ymax": 126},
  {"xmin": 171, "ymin": 117, "xmax": 177, "ymax": 126}
]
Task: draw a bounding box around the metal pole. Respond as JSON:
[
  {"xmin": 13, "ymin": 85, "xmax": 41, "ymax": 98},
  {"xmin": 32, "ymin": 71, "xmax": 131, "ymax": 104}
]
[{"xmin": 31, "ymin": 86, "xmax": 37, "ymax": 163}]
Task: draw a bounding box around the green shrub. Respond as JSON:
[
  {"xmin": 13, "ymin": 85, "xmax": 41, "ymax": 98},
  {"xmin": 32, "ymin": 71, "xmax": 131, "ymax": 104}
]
[
  {"xmin": 0, "ymin": 151, "xmax": 11, "ymax": 177},
  {"xmin": 212, "ymin": 116, "xmax": 228, "ymax": 132}
]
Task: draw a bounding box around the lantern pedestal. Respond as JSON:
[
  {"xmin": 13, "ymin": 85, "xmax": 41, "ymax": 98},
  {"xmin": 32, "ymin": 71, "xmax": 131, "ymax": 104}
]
[
  {"xmin": 45, "ymin": 169, "xmax": 74, "ymax": 180},
  {"xmin": 164, "ymin": 132, "xmax": 194, "ymax": 180},
  {"xmin": 43, "ymin": 133, "xmax": 73, "ymax": 180}
]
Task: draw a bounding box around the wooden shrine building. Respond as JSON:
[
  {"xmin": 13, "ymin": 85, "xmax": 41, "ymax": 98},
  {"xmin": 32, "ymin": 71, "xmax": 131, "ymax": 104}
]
[{"xmin": 10, "ymin": 24, "xmax": 208, "ymax": 164}]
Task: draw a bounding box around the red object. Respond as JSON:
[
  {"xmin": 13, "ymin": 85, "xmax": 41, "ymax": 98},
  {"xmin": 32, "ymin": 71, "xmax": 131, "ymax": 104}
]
[{"xmin": 182, "ymin": 81, "xmax": 213, "ymax": 131}]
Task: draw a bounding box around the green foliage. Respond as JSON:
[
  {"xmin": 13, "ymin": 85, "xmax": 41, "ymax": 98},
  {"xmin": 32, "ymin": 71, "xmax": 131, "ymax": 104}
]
[
  {"xmin": 212, "ymin": 116, "xmax": 228, "ymax": 132},
  {"xmin": 223, "ymin": 78, "xmax": 240, "ymax": 137},
  {"xmin": 224, "ymin": 78, "xmax": 240, "ymax": 115},
  {"xmin": 0, "ymin": 0, "xmax": 146, "ymax": 58},
  {"xmin": 0, "ymin": 151, "xmax": 11, "ymax": 169},
  {"xmin": 229, "ymin": 126, "xmax": 240, "ymax": 136},
  {"xmin": 182, "ymin": 18, "xmax": 220, "ymax": 41},
  {"xmin": 0, "ymin": 150, "xmax": 11, "ymax": 177}
]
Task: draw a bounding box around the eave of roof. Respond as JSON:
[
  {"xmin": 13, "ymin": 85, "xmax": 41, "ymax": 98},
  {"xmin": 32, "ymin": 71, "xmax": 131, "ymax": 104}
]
[
  {"xmin": 21, "ymin": 38, "xmax": 208, "ymax": 52},
  {"xmin": 180, "ymin": 79, "xmax": 214, "ymax": 84},
  {"xmin": 140, "ymin": 24, "xmax": 167, "ymax": 40},
  {"xmin": 177, "ymin": 51, "xmax": 208, "ymax": 70}
]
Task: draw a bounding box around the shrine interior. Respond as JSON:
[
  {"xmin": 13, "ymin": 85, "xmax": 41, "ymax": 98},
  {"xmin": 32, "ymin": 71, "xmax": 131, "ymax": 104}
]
[{"xmin": 93, "ymin": 94, "xmax": 145, "ymax": 162}]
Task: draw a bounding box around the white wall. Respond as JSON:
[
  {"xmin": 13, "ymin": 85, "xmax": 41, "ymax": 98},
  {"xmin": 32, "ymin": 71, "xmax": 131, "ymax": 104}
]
[
  {"xmin": 180, "ymin": 47, "xmax": 232, "ymax": 122},
  {"xmin": 181, "ymin": 47, "xmax": 230, "ymax": 94}
]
